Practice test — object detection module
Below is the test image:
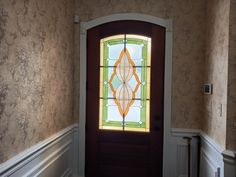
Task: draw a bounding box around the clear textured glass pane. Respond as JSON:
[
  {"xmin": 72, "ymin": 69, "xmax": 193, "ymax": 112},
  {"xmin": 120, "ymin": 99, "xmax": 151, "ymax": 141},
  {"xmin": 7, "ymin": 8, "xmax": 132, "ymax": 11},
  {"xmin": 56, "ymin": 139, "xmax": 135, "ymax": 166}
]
[
  {"xmin": 109, "ymin": 44, "xmax": 124, "ymax": 60},
  {"xmin": 126, "ymin": 44, "xmax": 143, "ymax": 60},
  {"xmin": 128, "ymin": 75, "xmax": 141, "ymax": 99},
  {"xmin": 107, "ymin": 99, "xmax": 123, "ymax": 122},
  {"xmin": 125, "ymin": 100, "xmax": 141, "ymax": 123},
  {"xmin": 99, "ymin": 34, "xmax": 151, "ymax": 132}
]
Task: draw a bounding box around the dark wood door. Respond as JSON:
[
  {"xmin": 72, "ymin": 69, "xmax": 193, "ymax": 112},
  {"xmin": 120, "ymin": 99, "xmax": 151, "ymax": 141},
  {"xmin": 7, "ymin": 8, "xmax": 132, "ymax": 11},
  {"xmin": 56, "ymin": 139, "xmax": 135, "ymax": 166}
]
[{"xmin": 86, "ymin": 21, "xmax": 165, "ymax": 177}]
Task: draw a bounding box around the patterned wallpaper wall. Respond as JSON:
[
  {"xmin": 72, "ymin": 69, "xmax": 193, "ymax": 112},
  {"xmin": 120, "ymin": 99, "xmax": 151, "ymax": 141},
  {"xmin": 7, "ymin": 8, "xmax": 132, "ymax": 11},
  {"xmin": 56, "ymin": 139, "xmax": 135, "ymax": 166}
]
[
  {"xmin": 1, "ymin": 0, "xmax": 234, "ymax": 165},
  {"xmin": 0, "ymin": 0, "xmax": 75, "ymax": 163},
  {"xmin": 227, "ymin": 0, "xmax": 236, "ymax": 151},
  {"xmin": 74, "ymin": 0, "xmax": 206, "ymax": 130},
  {"xmin": 203, "ymin": 0, "xmax": 230, "ymax": 148}
]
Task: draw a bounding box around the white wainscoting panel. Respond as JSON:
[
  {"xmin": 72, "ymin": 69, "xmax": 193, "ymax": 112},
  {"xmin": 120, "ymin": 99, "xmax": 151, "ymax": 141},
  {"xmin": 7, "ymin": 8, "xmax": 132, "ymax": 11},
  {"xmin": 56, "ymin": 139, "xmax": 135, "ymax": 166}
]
[
  {"xmin": 171, "ymin": 128, "xmax": 236, "ymax": 177},
  {"xmin": 0, "ymin": 124, "xmax": 79, "ymax": 177},
  {"xmin": 171, "ymin": 129, "xmax": 200, "ymax": 177},
  {"xmin": 200, "ymin": 148, "xmax": 220, "ymax": 177},
  {"xmin": 200, "ymin": 132, "xmax": 224, "ymax": 177},
  {"xmin": 176, "ymin": 143, "xmax": 188, "ymax": 177},
  {"xmin": 1, "ymin": 125, "xmax": 235, "ymax": 177}
]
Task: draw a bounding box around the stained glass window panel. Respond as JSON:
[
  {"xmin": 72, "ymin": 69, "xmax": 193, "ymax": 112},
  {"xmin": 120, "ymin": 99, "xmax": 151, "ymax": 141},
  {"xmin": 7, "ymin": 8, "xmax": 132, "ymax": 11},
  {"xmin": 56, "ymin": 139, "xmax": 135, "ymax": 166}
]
[{"xmin": 99, "ymin": 34, "xmax": 151, "ymax": 132}]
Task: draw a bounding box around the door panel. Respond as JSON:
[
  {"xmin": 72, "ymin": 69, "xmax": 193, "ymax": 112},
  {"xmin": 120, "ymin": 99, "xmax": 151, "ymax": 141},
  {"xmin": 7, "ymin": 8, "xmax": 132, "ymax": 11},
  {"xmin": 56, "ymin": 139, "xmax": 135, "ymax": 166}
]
[{"xmin": 86, "ymin": 21, "xmax": 165, "ymax": 177}]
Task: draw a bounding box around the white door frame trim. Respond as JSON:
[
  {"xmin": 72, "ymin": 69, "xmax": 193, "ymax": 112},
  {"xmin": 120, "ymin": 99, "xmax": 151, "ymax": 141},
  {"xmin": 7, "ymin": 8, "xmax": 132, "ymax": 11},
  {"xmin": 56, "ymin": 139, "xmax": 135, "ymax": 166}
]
[{"xmin": 79, "ymin": 13, "xmax": 173, "ymax": 177}]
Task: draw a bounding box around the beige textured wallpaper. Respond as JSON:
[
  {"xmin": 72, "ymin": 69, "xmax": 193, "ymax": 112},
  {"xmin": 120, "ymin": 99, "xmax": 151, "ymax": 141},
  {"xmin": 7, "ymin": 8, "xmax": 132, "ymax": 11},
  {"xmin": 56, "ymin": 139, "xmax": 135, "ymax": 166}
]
[
  {"xmin": 74, "ymin": 0, "xmax": 206, "ymax": 129},
  {"xmin": 0, "ymin": 0, "xmax": 75, "ymax": 163},
  {"xmin": 227, "ymin": 0, "xmax": 236, "ymax": 151},
  {"xmin": 1, "ymin": 0, "xmax": 234, "ymax": 165},
  {"xmin": 203, "ymin": 0, "xmax": 230, "ymax": 148}
]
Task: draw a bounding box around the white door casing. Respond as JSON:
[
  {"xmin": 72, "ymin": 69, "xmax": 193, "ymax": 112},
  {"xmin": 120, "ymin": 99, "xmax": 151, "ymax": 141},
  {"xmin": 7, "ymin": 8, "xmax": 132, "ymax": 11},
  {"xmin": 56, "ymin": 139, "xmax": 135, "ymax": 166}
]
[{"xmin": 78, "ymin": 13, "xmax": 173, "ymax": 177}]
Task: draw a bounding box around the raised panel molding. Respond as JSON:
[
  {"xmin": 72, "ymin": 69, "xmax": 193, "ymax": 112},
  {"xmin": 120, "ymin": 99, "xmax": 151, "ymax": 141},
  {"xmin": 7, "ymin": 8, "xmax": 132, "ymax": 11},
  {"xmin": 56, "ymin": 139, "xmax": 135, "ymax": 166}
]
[
  {"xmin": 172, "ymin": 128, "xmax": 236, "ymax": 177},
  {"xmin": 0, "ymin": 125, "xmax": 235, "ymax": 177},
  {"xmin": 200, "ymin": 147, "xmax": 221, "ymax": 177},
  {"xmin": 200, "ymin": 132, "xmax": 224, "ymax": 177},
  {"xmin": 0, "ymin": 123, "xmax": 78, "ymax": 177},
  {"xmin": 176, "ymin": 144, "xmax": 188, "ymax": 177},
  {"xmin": 171, "ymin": 129, "xmax": 199, "ymax": 177},
  {"xmin": 23, "ymin": 140, "xmax": 72, "ymax": 177}
]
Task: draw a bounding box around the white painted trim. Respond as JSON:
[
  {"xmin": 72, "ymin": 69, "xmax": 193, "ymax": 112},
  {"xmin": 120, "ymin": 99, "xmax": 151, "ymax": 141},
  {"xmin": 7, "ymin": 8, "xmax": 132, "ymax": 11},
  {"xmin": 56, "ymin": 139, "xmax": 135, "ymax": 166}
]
[
  {"xmin": 78, "ymin": 25, "xmax": 87, "ymax": 177},
  {"xmin": 171, "ymin": 128, "xmax": 236, "ymax": 177},
  {"xmin": 23, "ymin": 140, "xmax": 72, "ymax": 177},
  {"xmin": 78, "ymin": 13, "xmax": 173, "ymax": 177},
  {"xmin": 200, "ymin": 131, "xmax": 225, "ymax": 154},
  {"xmin": 73, "ymin": 124, "xmax": 79, "ymax": 176},
  {"xmin": 222, "ymin": 150, "xmax": 236, "ymax": 165},
  {"xmin": 171, "ymin": 128, "xmax": 225, "ymax": 177},
  {"xmin": 80, "ymin": 13, "xmax": 172, "ymax": 33},
  {"xmin": 162, "ymin": 20, "xmax": 173, "ymax": 177},
  {"xmin": 171, "ymin": 128, "xmax": 225, "ymax": 154},
  {"xmin": 0, "ymin": 123, "xmax": 78, "ymax": 175},
  {"xmin": 171, "ymin": 128, "xmax": 201, "ymax": 136},
  {"xmin": 222, "ymin": 150, "xmax": 236, "ymax": 177},
  {"xmin": 200, "ymin": 148, "xmax": 220, "ymax": 175},
  {"xmin": 62, "ymin": 168, "xmax": 73, "ymax": 177},
  {"xmin": 201, "ymin": 145, "xmax": 222, "ymax": 170},
  {"xmin": 222, "ymin": 150, "xmax": 236, "ymax": 159}
]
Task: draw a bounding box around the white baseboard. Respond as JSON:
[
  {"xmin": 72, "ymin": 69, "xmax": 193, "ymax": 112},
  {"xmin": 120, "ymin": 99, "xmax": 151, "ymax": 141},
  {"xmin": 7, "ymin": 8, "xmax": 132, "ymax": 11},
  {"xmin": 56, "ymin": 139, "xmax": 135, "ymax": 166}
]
[{"xmin": 0, "ymin": 123, "xmax": 79, "ymax": 177}]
